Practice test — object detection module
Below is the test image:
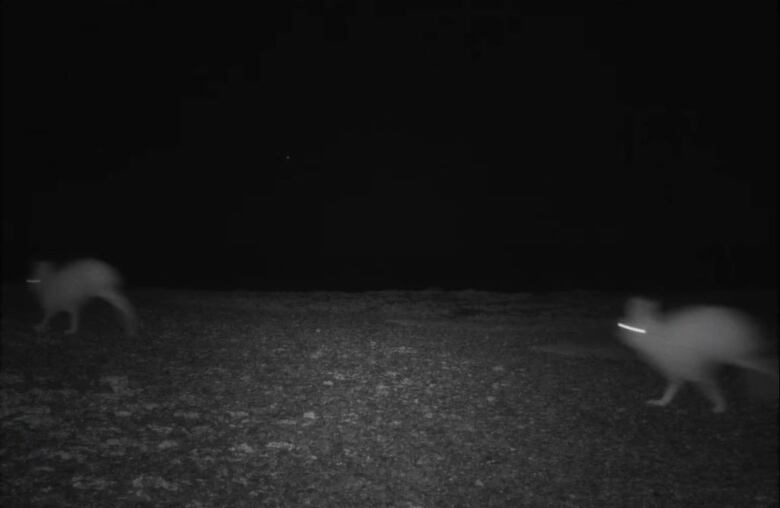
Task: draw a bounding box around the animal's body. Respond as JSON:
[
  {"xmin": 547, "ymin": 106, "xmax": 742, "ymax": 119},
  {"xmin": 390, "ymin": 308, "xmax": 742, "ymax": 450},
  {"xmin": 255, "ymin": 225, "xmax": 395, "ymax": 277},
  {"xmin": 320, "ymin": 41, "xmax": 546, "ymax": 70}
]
[
  {"xmin": 617, "ymin": 297, "xmax": 777, "ymax": 413},
  {"xmin": 27, "ymin": 259, "xmax": 136, "ymax": 335}
]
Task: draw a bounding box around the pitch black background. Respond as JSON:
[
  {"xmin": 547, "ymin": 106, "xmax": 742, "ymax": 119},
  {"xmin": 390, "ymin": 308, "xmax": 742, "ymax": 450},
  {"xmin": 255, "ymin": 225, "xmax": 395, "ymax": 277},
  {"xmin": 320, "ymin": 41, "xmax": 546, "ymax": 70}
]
[{"xmin": 2, "ymin": 3, "xmax": 776, "ymax": 291}]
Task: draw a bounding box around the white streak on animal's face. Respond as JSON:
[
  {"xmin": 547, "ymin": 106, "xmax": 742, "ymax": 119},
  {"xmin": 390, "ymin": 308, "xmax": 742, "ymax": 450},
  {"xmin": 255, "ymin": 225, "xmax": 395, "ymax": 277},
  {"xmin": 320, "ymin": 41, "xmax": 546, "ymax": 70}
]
[{"xmin": 617, "ymin": 322, "xmax": 646, "ymax": 334}]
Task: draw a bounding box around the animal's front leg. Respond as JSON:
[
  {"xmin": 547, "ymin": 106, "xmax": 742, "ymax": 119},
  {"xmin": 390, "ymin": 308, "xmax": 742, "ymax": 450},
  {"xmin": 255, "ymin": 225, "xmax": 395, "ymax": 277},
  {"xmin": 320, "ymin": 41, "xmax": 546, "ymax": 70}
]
[
  {"xmin": 647, "ymin": 379, "xmax": 682, "ymax": 407},
  {"xmin": 64, "ymin": 307, "xmax": 80, "ymax": 335},
  {"xmin": 34, "ymin": 311, "xmax": 55, "ymax": 333}
]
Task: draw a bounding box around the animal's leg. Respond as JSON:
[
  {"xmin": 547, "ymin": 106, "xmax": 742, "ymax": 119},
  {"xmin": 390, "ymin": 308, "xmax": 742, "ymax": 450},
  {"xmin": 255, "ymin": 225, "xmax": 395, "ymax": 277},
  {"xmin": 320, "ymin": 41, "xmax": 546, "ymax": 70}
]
[
  {"xmin": 34, "ymin": 310, "xmax": 55, "ymax": 333},
  {"xmin": 647, "ymin": 379, "xmax": 683, "ymax": 407},
  {"xmin": 64, "ymin": 307, "xmax": 80, "ymax": 335},
  {"xmin": 696, "ymin": 378, "xmax": 727, "ymax": 413}
]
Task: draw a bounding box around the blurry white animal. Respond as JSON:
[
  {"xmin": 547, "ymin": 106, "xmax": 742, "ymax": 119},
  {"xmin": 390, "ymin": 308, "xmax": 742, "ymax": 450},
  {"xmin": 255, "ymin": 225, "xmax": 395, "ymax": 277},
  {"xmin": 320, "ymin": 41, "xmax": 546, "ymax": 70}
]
[
  {"xmin": 617, "ymin": 297, "xmax": 777, "ymax": 413},
  {"xmin": 27, "ymin": 259, "xmax": 136, "ymax": 336}
]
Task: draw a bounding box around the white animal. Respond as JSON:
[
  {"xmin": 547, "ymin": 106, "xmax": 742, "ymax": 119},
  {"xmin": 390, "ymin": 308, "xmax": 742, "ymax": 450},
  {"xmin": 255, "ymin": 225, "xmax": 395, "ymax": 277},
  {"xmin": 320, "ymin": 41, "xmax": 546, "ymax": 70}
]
[
  {"xmin": 27, "ymin": 259, "xmax": 136, "ymax": 336},
  {"xmin": 617, "ymin": 297, "xmax": 777, "ymax": 413}
]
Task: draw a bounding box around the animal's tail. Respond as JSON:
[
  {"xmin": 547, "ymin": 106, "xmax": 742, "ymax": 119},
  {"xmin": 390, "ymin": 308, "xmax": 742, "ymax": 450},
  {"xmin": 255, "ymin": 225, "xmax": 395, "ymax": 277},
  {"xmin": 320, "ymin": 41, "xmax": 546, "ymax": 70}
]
[
  {"xmin": 739, "ymin": 355, "xmax": 780, "ymax": 404},
  {"xmin": 734, "ymin": 355, "xmax": 779, "ymax": 378},
  {"xmin": 98, "ymin": 290, "xmax": 137, "ymax": 336}
]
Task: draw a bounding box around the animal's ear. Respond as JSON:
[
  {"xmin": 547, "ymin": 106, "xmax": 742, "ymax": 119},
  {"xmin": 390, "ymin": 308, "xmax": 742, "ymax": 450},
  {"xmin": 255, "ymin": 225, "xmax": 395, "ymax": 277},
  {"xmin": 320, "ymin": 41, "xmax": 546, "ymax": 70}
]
[
  {"xmin": 626, "ymin": 297, "xmax": 660, "ymax": 319},
  {"xmin": 29, "ymin": 261, "xmax": 53, "ymax": 280}
]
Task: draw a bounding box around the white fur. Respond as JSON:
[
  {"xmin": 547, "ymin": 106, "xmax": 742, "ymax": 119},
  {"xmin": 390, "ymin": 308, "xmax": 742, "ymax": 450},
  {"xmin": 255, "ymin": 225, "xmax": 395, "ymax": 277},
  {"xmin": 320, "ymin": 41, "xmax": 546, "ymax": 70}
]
[
  {"xmin": 27, "ymin": 259, "xmax": 136, "ymax": 336},
  {"xmin": 618, "ymin": 297, "xmax": 777, "ymax": 413}
]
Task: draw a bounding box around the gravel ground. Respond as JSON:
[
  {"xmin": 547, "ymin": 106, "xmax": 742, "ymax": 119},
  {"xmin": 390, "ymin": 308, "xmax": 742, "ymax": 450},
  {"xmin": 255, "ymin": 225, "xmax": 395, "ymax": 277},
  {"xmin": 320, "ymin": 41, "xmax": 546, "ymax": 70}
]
[{"xmin": 1, "ymin": 287, "xmax": 777, "ymax": 507}]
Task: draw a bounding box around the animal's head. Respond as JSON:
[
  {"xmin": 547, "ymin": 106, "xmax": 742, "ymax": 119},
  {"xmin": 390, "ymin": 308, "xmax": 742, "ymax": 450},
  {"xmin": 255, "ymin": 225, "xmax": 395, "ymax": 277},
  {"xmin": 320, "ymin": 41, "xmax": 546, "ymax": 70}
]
[
  {"xmin": 27, "ymin": 261, "xmax": 54, "ymax": 290},
  {"xmin": 617, "ymin": 297, "xmax": 661, "ymax": 342},
  {"xmin": 624, "ymin": 297, "xmax": 661, "ymax": 323}
]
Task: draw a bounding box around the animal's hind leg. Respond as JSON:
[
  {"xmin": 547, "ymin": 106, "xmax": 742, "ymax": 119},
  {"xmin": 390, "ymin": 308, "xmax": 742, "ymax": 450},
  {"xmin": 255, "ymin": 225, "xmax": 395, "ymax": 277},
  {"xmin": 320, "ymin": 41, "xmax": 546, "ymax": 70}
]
[
  {"xmin": 696, "ymin": 378, "xmax": 727, "ymax": 413},
  {"xmin": 647, "ymin": 379, "xmax": 683, "ymax": 408}
]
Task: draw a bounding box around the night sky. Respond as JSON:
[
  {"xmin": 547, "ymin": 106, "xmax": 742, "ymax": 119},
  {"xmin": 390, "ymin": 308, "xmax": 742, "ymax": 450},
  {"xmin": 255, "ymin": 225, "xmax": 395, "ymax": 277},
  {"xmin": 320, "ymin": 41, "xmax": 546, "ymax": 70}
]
[{"xmin": 2, "ymin": 3, "xmax": 777, "ymax": 291}]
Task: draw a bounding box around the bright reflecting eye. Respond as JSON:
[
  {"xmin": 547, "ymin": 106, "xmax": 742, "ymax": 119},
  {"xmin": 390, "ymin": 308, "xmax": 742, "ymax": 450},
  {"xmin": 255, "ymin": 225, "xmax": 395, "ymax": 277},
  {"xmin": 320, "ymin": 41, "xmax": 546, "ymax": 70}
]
[{"xmin": 618, "ymin": 322, "xmax": 646, "ymax": 334}]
